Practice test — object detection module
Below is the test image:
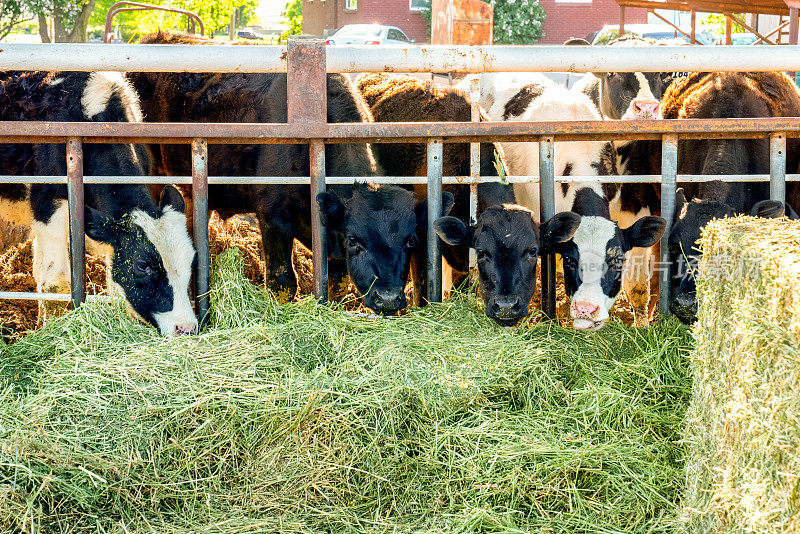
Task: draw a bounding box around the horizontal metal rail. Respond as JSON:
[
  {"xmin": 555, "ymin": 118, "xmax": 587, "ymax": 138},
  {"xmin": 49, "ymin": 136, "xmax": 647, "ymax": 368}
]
[
  {"xmin": 1, "ymin": 118, "xmax": 800, "ymax": 143},
  {"xmin": 3, "ymin": 44, "xmax": 800, "ymax": 73},
  {"xmin": 3, "ymin": 174, "xmax": 799, "ymax": 185},
  {"xmin": 0, "ymin": 292, "xmax": 113, "ymax": 302}
]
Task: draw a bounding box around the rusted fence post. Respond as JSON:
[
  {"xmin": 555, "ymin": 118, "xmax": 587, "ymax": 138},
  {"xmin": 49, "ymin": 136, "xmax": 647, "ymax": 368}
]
[
  {"xmin": 427, "ymin": 138, "xmax": 444, "ymax": 302},
  {"xmin": 192, "ymin": 138, "xmax": 210, "ymax": 326},
  {"xmin": 539, "ymin": 136, "xmax": 556, "ymax": 319},
  {"xmin": 770, "ymin": 132, "xmax": 786, "ymax": 204},
  {"xmin": 659, "ymin": 134, "xmax": 678, "ymax": 316},
  {"xmin": 67, "ymin": 137, "xmax": 85, "ymax": 307},
  {"xmin": 287, "ymin": 38, "xmax": 328, "ymax": 302}
]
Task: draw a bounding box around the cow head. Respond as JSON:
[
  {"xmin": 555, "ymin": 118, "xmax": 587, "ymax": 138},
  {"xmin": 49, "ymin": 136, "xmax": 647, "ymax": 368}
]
[
  {"xmin": 435, "ymin": 204, "xmax": 581, "ymax": 326},
  {"xmin": 668, "ymin": 188, "xmax": 787, "ymax": 324},
  {"xmin": 318, "ymin": 183, "xmax": 454, "ymax": 315},
  {"xmin": 552, "ymin": 214, "xmax": 666, "ymax": 330},
  {"xmin": 85, "ymin": 186, "xmax": 198, "ymax": 336}
]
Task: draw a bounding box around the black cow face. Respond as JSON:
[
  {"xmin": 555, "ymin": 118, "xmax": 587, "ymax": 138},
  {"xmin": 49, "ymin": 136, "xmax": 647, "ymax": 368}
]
[
  {"xmin": 597, "ymin": 71, "xmax": 672, "ymax": 120},
  {"xmin": 668, "ymin": 189, "xmax": 785, "ymax": 324},
  {"xmin": 85, "ymin": 186, "xmax": 198, "ymax": 335},
  {"xmin": 318, "ymin": 184, "xmax": 454, "ymax": 315},
  {"xmin": 435, "ymin": 205, "xmax": 581, "ymax": 326},
  {"xmin": 553, "ymin": 215, "xmax": 666, "ymax": 330}
]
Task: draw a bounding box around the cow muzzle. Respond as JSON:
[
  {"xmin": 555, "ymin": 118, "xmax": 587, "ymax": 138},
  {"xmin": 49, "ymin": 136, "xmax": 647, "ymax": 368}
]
[
  {"xmin": 487, "ymin": 295, "xmax": 526, "ymax": 325},
  {"xmin": 623, "ymin": 98, "xmax": 661, "ymax": 120},
  {"xmin": 571, "ymin": 301, "xmax": 606, "ymax": 330},
  {"xmin": 369, "ymin": 288, "xmax": 406, "ymax": 315},
  {"xmin": 670, "ymin": 292, "xmax": 698, "ymax": 324}
]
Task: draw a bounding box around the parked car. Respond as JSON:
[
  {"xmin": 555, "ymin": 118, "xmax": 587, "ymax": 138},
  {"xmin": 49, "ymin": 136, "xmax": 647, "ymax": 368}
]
[
  {"xmin": 237, "ymin": 29, "xmax": 264, "ymax": 40},
  {"xmin": 591, "ymin": 24, "xmax": 714, "ymax": 45},
  {"xmin": 729, "ymin": 32, "xmax": 761, "ymax": 45},
  {"xmin": 325, "ymin": 24, "xmax": 415, "ymax": 46}
]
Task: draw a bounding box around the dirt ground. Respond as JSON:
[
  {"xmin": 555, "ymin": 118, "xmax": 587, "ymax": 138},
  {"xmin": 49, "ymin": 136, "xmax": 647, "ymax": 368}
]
[{"xmin": 0, "ymin": 214, "xmax": 657, "ymax": 338}]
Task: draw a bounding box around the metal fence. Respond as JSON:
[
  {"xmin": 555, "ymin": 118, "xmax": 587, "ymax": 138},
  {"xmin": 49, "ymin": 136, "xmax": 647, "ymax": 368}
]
[{"xmin": 1, "ymin": 41, "xmax": 799, "ymax": 325}]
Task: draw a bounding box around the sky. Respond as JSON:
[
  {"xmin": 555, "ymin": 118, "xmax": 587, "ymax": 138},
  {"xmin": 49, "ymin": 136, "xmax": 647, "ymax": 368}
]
[{"xmin": 256, "ymin": 0, "xmax": 289, "ymax": 21}]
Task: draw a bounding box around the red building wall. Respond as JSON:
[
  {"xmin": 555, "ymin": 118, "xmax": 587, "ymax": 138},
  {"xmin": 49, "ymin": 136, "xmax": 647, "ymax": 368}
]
[
  {"xmin": 537, "ymin": 0, "xmax": 647, "ymax": 44},
  {"xmin": 303, "ymin": 0, "xmax": 429, "ymax": 43}
]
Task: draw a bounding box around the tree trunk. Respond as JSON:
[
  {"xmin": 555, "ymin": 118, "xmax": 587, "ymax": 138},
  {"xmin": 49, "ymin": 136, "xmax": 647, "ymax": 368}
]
[
  {"xmin": 67, "ymin": 0, "xmax": 97, "ymax": 43},
  {"xmin": 37, "ymin": 13, "xmax": 51, "ymax": 43},
  {"xmin": 53, "ymin": 4, "xmax": 67, "ymax": 42}
]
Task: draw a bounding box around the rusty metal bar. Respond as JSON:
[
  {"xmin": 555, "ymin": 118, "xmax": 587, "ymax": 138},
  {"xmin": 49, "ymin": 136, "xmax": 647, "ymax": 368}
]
[
  {"xmin": 104, "ymin": 1, "xmax": 204, "ymax": 43},
  {"xmin": 192, "ymin": 138, "xmax": 209, "ymax": 328},
  {"xmin": 770, "ymin": 132, "xmax": 787, "ymax": 204},
  {"xmin": 469, "ymin": 77, "xmax": 480, "ymax": 270},
  {"xmin": 659, "ymin": 134, "xmax": 678, "ymax": 317},
  {"xmin": 287, "ymin": 38, "xmax": 328, "ymax": 302},
  {"xmin": 539, "ymin": 136, "xmax": 556, "ymax": 319},
  {"xmin": 310, "ymin": 140, "xmax": 328, "ymax": 302},
  {"xmin": 427, "ymin": 139, "xmax": 444, "ymax": 303},
  {"xmin": 5, "ymin": 118, "xmax": 800, "ymax": 144},
  {"xmin": 66, "ymin": 138, "xmax": 85, "ymax": 308}
]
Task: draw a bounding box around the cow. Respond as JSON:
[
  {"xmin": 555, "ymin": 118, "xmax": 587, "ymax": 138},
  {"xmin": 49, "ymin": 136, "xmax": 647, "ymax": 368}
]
[
  {"xmin": 434, "ymin": 205, "xmax": 581, "ymax": 325},
  {"xmin": 0, "ymin": 70, "xmax": 197, "ymax": 335},
  {"xmin": 129, "ymin": 31, "xmax": 383, "ymax": 307},
  {"xmin": 354, "ymin": 73, "xmax": 514, "ymax": 302},
  {"xmin": 476, "ymin": 72, "xmax": 665, "ymax": 327},
  {"xmin": 657, "ymin": 71, "xmax": 800, "ymax": 323}
]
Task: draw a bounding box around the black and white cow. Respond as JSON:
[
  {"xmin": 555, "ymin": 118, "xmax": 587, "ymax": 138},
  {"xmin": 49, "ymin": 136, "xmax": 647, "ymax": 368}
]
[
  {"xmin": 0, "ymin": 71, "xmax": 197, "ymax": 335},
  {"xmin": 476, "ymin": 71, "xmax": 665, "ymax": 327},
  {"xmin": 435, "ymin": 204, "xmax": 581, "ymax": 325},
  {"xmin": 317, "ymin": 183, "xmax": 454, "ymax": 315}
]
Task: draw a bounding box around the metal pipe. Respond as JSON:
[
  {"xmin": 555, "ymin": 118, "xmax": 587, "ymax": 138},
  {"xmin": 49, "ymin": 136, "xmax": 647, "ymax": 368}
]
[
  {"xmin": 191, "ymin": 138, "xmax": 210, "ymax": 329},
  {"xmin": 0, "ymin": 292, "xmax": 113, "ymax": 302},
  {"xmin": 66, "ymin": 138, "xmax": 85, "ymax": 308},
  {"xmin": 4, "ymin": 44, "xmax": 800, "ymax": 73},
  {"xmin": 310, "ymin": 140, "xmax": 328, "ymax": 302},
  {"xmin": 427, "ymin": 139, "xmax": 444, "ymax": 303},
  {"xmin": 770, "ymin": 132, "xmax": 787, "ymax": 204},
  {"xmin": 2, "ymin": 173, "xmax": 800, "ymax": 186},
  {"xmin": 469, "ymin": 77, "xmax": 480, "ymax": 270},
  {"xmin": 659, "ymin": 134, "xmax": 678, "ymax": 317},
  {"xmin": 539, "ymin": 136, "xmax": 556, "ymax": 319},
  {"xmin": 4, "ymin": 117, "xmax": 800, "ymax": 144}
]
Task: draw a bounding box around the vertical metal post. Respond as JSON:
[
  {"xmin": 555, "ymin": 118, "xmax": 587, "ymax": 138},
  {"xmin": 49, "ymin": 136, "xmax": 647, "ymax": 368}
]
[
  {"xmin": 192, "ymin": 138, "xmax": 210, "ymax": 327},
  {"xmin": 770, "ymin": 132, "xmax": 786, "ymax": 205},
  {"xmin": 539, "ymin": 136, "xmax": 556, "ymax": 319},
  {"xmin": 427, "ymin": 139, "xmax": 444, "ymax": 303},
  {"xmin": 310, "ymin": 140, "xmax": 328, "ymax": 302},
  {"xmin": 725, "ymin": 15, "xmax": 733, "ymax": 45},
  {"xmin": 790, "ymin": 8, "xmax": 799, "ymax": 45},
  {"xmin": 690, "ymin": 11, "xmax": 697, "ymax": 44},
  {"xmin": 659, "ymin": 134, "xmax": 678, "ymax": 317},
  {"xmin": 619, "ymin": 5, "xmax": 626, "ymax": 37},
  {"xmin": 287, "ymin": 38, "xmax": 328, "ymax": 301},
  {"xmin": 66, "ymin": 138, "xmax": 85, "ymax": 308},
  {"xmin": 468, "ymin": 77, "xmax": 480, "ymax": 270}
]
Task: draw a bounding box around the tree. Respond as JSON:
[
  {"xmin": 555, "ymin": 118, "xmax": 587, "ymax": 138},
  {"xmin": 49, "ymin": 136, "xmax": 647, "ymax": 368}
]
[
  {"xmin": 279, "ymin": 0, "xmax": 301, "ymax": 42},
  {"xmin": 1, "ymin": 0, "xmax": 33, "ymax": 40},
  {"xmin": 26, "ymin": 0, "xmax": 98, "ymax": 42},
  {"xmin": 417, "ymin": 0, "xmax": 545, "ymax": 45}
]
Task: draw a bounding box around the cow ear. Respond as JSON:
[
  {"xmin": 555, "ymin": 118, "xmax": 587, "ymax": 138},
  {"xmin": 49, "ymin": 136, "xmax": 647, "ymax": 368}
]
[
  {"xmin": 785, "ymin": 203, "xmax": 800, "ymax": 220},
  {"xmin": 540, "ymin": 212, "xmax": 581, "ymax": 250},
  {"xmin": 85, "ymin": 206, "xmax": 117, "ymax": 245},
  {"xmin": 621, "ymin": 216, "xmax": 667, "ymax": 251},
  {"xmin": 160, "ymin": 185, "xmax": 185, "ymax": 214},
  {"xmin": 675, "ymin": 188, "xmax": 687, "ymax": 220},
  {"xmin": 750, "ymin": 199, "xmax": 785, "ymax": 219},
  {"xmin": 433, "ymin": 216, "xmax": 472, "ymax": 246},
  {"xmin": 563, "ymin": 37, "xmax": 591, "ymax": 46},
  {"xmin": 317, "ymin": 192, "xmax": 346, "ymax": 230},
  {"xmin": 442, "ymin": 191, "xmax": 455, "ymax": 216}
]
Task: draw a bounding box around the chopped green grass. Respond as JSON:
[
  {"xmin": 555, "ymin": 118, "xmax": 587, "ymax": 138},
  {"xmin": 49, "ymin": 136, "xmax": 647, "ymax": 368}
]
[{"xmin": 0, "ymin": 249, "xmax": 692, "ymax": 533}]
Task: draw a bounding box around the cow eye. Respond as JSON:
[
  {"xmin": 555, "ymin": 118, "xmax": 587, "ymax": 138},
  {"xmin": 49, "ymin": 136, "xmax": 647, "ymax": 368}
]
[
  {"xmin": 135, "ymin": 259, "xmax": 153, "ymax": 276},
  {"xmin": 660, "ymin": 72, "xmax": 673, "ymax": 84},
  {"xmin": 476, "ymin": 248, "xmax": 490, "ymax": 261},
  {"xmin": 563, "ymin": 256, "xmax": 578, "ymax": 270},
  {"xmin": 405, "ymin": 235, "xmax": 418, "ymax": 249},
  {"xmin": 607, "ymin": 72, "xmax": 620, "ymax": 80},
  {"xmin": 525, "ymin": 248, "xmax": 538, "ymax": 261},
  {"xmin": 347, "ymin": 236, "xmax": 364, "ymax": 254}
]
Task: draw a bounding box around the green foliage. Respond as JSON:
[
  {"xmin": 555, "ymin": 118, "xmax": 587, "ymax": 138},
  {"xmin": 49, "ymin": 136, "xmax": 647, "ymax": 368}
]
[
  {"xmin": 279, "ymin": 0, "xmax": 302, "ymax": 42},
  {"xmin": 704, "ymin": 13, "xmax": 746, "ymax": 37},
  {"xmin": 1, "ymin": 0, "xmax": 32, "ymax": 39},
  {"xmin": 417, "ymin": 0, "xmax": 545, "ymax": 44}
]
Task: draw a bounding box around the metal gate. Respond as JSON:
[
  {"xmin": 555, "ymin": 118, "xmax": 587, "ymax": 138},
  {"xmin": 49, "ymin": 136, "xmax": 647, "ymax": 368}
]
[{"xmin": 1, "ymin": 41, "xmax": 798, "ymax": 326}]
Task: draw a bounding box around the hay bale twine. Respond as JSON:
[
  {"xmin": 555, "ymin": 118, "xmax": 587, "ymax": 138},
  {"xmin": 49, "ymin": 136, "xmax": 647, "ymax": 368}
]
[{"xmin": 682, "ymin": 216, "xmax": 800, "ymax": 533}]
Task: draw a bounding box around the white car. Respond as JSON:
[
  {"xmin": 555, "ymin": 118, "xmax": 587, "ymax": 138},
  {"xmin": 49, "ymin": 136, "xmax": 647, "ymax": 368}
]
[
  {"xmin": 325, "ymin": 24, "xmax": 415, "ymax": 46},
  {"xmin": 591, "ymin": 24, "xmax": 714, "ymax": 45}
]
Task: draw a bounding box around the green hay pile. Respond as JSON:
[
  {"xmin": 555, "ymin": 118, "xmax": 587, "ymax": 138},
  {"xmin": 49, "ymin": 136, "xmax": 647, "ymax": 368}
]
[
  {"xmin": 0, "ymin": 249, "xmax": 692, "ymax": 533},
  {"xmin": 683, "ymin": 216, "xmax": 800, "ymax": 533}
]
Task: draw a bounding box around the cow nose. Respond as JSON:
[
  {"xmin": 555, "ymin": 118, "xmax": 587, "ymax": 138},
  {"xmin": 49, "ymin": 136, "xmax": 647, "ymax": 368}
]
[
  {"xmin": 174, "ymin": 323, "xmax": 197, "ymax": 335},
  {"xmin": 489, "ymin": 296, "xmax": 524, "ymax": 319},
  {"xmin": 631, "ymin": 98, "xmax": 660, "ymax": 118},
  {"xmin": 572, "ymin": 301, "xmax": 600, "ymax": 319},
  {"xmin": 373, "ymin": 289, "xmax": 405, "ymax": 314},
  {"xmin": 670, "ymin": 293, "xmax": 698, "ymax": 324}
]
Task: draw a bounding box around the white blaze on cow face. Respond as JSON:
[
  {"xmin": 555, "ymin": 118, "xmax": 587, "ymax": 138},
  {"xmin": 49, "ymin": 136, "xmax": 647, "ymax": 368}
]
[
  {"xmin": 131, "ymin": 207, "xmax": 197, "ymax": 336},
  {"xmin": 565, "ymin": 216, "xmax": 619, "ymax": 330}
]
